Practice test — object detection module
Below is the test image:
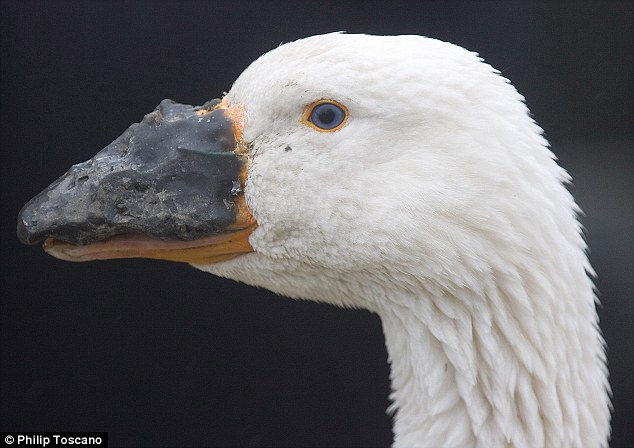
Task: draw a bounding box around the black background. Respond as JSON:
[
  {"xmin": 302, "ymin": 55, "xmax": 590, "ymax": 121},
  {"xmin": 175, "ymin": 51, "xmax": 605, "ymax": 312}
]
[{"xmin": 1, "ymin": 1, "xmax": 632, "ymax": 447}]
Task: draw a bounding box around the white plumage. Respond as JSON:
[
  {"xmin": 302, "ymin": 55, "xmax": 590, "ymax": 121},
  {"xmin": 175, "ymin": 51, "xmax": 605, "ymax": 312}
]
[{"xmin": 194, "ymin": 33, "xmax": 611, "ymax": 447}]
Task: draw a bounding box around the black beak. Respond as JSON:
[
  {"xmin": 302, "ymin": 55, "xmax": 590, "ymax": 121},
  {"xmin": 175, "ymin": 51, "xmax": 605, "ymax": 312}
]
[{"xmin": 17, "ymin": 99, "xmax": 255, "ymax": 264}]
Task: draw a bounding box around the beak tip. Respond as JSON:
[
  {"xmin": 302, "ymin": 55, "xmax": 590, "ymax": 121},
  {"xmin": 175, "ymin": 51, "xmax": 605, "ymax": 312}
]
[
  {"xmin": 17, "ymin": 196, "xmax": 54, "ymax": 246},
  {"xmin": 16, "ymin": 204, "xmax": 39, "ymax": 245}
]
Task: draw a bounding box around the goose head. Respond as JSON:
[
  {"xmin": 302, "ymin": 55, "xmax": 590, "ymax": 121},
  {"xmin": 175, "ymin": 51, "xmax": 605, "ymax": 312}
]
[{"xmin": 17, "ymin": 33, "xmax": 611, "ymax": 447}]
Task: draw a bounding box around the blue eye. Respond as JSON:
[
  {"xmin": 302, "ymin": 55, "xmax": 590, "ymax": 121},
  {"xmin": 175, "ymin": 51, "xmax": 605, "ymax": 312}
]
[{"xmin": 305, "ymin": 101, "xmax": 348, "ymax": 131}]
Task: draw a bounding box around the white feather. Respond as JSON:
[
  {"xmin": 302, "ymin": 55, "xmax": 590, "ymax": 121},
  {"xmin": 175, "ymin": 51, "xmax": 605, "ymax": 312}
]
[{"xmin": 196, "ymin": 33, "xmax": 611, "ymax": 447}]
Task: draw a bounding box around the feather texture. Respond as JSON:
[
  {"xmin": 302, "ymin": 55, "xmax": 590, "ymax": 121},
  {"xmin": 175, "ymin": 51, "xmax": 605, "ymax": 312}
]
[{"xmin": 196, "ymin": 34, "xmax": 611, "ymax": 447}]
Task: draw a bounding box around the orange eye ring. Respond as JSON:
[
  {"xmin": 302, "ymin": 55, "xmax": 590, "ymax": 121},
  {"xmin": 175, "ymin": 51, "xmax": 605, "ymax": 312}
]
[{"xmin": 302, "ymin": 99, "xmax": 349, "ymax": 132}]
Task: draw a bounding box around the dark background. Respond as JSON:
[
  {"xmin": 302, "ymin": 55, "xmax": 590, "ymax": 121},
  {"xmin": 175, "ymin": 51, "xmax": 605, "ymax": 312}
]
[{"xmin": 1, "ymin": 1, "xmax": 632, "ymax": 447}]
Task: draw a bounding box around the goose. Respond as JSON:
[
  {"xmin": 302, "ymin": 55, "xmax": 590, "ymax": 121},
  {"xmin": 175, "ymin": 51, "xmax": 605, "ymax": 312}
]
[{"xmin": 17, "ymin": 33, "xmax": 611, "ymax": 447}]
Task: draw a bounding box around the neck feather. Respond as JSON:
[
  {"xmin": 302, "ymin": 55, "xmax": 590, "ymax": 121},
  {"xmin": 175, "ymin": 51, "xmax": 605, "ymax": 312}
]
[
  {"xmin": 376, "ymin": 267, "xmax": 610, "ymax": 448},
  {"xmin": 200, "ymin": 225, "xmax": 611, "ymax": 447}
]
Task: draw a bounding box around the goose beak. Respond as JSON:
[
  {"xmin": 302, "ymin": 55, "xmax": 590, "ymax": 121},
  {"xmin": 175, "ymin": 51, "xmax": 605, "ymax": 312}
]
[{"xmin": 16, "ymin": 98, "xmax": 255, "ymax": 264}]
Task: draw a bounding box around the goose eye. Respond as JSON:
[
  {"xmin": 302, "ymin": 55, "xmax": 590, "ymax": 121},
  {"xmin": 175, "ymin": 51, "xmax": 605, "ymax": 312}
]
[{"xmin": 302, "ymin": 100, "xmax": 349, "ymax": 132}]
